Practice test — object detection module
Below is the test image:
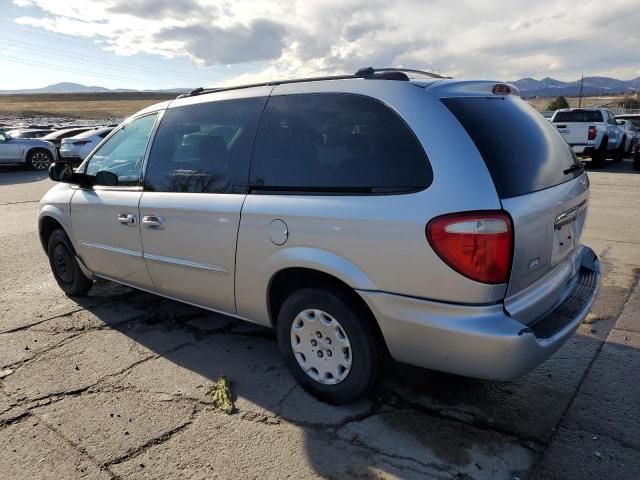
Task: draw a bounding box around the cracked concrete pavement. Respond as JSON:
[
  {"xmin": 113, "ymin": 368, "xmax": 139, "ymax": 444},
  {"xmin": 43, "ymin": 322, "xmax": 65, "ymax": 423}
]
[{"xmin": 1, "ymin": 161, "xmax": 639, "ymax": 479}]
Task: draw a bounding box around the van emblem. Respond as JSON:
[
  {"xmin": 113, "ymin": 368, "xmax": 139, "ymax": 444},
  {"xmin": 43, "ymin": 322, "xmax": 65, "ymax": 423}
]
[{"xmin": 528, "ymin": 257, "xmax": 540, "ymax": 270}]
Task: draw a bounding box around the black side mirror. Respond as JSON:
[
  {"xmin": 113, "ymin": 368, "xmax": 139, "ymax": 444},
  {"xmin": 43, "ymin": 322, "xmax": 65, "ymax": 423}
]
[
  {"xmin": 48, "ymin": 162, "xmax": 96, "ymax": 188},
  {"xmin": 48, "ymin": 162, "xmax": 75, "ymax": 182}
]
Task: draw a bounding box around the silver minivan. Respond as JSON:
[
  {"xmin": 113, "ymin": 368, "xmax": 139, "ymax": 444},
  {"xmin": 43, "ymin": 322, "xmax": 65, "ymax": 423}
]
[{"xmin": 40, "ymin": 68, "xmax": 600, "ymax": 404}]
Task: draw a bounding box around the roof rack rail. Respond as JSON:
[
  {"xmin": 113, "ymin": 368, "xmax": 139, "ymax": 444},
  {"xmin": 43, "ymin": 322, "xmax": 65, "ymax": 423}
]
[
  {"xmin": 176, "ymin": 66, "xmax": 450, "ymax": 99},
  {"xmin": 355, "ymin": 67, "xmax": 450, "ymax": 79}
]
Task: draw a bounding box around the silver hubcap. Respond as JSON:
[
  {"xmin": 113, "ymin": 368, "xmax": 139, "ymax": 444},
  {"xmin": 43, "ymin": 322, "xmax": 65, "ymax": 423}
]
[
  {"xmin": 31, "ymin": 152, "xmax": 50, "ymax": 170},
  {"xmin": 290, "ymin": 308, "xmax": 352, "ymax": 385}
]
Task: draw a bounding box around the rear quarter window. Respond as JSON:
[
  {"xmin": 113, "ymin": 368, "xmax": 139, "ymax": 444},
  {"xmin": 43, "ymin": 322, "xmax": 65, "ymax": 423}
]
[
  {"xmin": 249, "ymin": 93, "xmax": 432, "ymax": 194},
  {"xmin": 442, "ymin": 97, "xmax": 582, "ymax": 198}
]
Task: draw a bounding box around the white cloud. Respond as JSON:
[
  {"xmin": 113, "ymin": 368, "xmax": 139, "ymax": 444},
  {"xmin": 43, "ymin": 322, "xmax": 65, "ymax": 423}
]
[{"xmin": 12, "ymin": 0, "xmax": 640, "ymax": 86}]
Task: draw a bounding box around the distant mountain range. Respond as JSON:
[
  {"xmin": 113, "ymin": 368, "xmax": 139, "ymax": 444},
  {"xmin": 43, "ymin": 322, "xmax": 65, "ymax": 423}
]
[
  {"xmin": 509, "ymin": 76, "xmax": 640, "ymax": 98},
  {"xmin": 1, "ymin": 77, "xmax": 640, "ymax": 97},
  {"xmin": 0, "ymin": 82, "xmax": 189, "ymax": 95}
]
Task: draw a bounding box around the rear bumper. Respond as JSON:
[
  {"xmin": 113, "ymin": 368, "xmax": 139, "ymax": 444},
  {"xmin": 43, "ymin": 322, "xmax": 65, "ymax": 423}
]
[
  {"xmin": 571, "ymin": 145, "xmax": 595, "ymax": 156},
  {"xmin": 358, "ymin": 245, "xmax": 600, "ymax": 380},
  {"xmin": 59, "ymin": 152, "xmax": 83, "ymax": 163}
]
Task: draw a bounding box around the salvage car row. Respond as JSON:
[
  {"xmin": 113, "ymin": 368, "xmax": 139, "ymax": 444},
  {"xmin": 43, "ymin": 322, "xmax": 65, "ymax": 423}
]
[{"xmin": 0, "ymin": 125, "xmax": 114, "ymax": 170}]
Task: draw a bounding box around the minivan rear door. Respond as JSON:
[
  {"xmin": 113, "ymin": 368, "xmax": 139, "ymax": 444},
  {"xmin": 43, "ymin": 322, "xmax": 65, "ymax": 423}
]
[{"xmin": 442, "ymin": 95, "xmax": 588, "ymax": 324}]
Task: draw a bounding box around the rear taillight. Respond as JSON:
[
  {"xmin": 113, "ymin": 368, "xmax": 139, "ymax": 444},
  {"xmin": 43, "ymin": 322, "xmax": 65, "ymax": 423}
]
[
  {"xmin": 72, "ymin": 140, "xmax": 91, "ymax": 146},
  {"xmin": 426, "ymin": 211, "xmax": 513, "ymax": 284},
  {"xmin": 588, "ymin": 126, "xmax": 597, "ymax": 141}
]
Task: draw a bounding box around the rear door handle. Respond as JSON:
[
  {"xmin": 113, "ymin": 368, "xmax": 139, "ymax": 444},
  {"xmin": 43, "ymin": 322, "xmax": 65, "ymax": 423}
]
[
  {"xmin": 142, "ymin": 215, "xmax": 165, "ymax": 229},
  {"xmin": 117, "ymin": 213, "xmax": 137, "ymax": 226}
]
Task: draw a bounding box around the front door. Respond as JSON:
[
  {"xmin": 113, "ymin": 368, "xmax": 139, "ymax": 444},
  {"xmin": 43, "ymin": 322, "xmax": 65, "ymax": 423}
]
[
  {"xmin": 139, "ymin": 94, "xmax": 268, "ymax": 313},
  {"xmin": 70, "ymin": 113, "xmax": 159, "ymax": 289}
]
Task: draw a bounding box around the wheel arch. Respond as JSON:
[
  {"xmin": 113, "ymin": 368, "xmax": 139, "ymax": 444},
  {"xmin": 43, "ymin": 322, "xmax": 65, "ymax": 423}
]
[
  {"xmin": 38, "ymin": 210, "xmax": 70, "ymax": 253},
  {"xmin": 24, "ymin": 146, "xmax": 54, "ymax": 163},
  {"xmin": 266, "ymin": 267, "xmax": 387, "ymax": 355}
]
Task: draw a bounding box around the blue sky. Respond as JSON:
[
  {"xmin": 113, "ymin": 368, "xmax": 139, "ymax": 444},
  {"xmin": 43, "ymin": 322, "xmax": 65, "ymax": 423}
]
[
  {"xmin": 0, "ymin": 1, "xmax": 260, "ymax": 90},
  {"xmin": 0, "ymin": 0, "xmax": 638, "ymax": 91}
]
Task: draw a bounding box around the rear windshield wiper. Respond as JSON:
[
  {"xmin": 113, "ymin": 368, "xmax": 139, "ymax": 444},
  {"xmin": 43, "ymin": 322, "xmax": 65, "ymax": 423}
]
[{"xmin": 563, "ymin": 163, "xmax": 584, "ymax": 175}]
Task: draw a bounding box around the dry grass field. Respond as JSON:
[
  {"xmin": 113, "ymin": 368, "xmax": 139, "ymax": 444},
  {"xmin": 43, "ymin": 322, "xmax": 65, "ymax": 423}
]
[
  {"xmin": 526, "ymin": 95, "xmax": 624, "ymax": 111},
  {"xmin": 0, "ymin": 92, "xmax": 177, "ymax": 120},
  {"xmin": 0, "ymin": 91, "xmax": 629, "ymax": 123}
]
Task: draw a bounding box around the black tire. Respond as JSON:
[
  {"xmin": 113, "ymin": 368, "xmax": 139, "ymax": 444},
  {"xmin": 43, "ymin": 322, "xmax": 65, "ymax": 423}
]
[
  {"xmin": 633, "ymin": 153, "xmax": 640, "ymax": 171},
  {"xmin": 28, "ymin": 148, "xmax": 53, "ymax": 170},
  {"xmin": 612, "ymin": 137, "xmax": 626, "ymax": 162},
  {"xmin": 276, "ymin": 287, "xmax": 384, "ymax": 405},
  {"xmin": 591, "ymin": 138, "xmax": 607, "ymax": 168},
  {"xmin": 47, "ymin": 229, "xmax": 93, "ymax": 296}
]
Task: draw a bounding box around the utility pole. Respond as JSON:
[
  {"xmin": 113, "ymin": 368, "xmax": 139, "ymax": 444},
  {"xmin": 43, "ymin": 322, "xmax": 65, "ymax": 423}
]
[{"xmin": 578, "ymin": 74, "xmax": 584, "ymax": 107}]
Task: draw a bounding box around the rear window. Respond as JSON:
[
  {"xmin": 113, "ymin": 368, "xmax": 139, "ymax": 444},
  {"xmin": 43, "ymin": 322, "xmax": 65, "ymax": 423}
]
[
  {"xmin": 249, "ymin": 93, "xmax": 432, "ymax": 193},
  {"xmin": 442, "ymin": 97, "xmax": 581, "ymax": 198},
  {"xmin": 552, "ymin": 110, "xmax": 603, "ymax": 123}
]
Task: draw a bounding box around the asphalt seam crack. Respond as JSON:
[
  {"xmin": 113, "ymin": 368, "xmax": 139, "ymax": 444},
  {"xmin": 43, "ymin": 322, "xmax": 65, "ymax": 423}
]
[
  {"xmin": 37, "ymin": 413, "xmax": 118, "ymax": 479},
  {"xmin": 100, "ymin": 404, "xmax": 201, "ymax": 469},
  {"xmin": 379, "ymin": 388, "xmax": 544, "ymax": 452}
]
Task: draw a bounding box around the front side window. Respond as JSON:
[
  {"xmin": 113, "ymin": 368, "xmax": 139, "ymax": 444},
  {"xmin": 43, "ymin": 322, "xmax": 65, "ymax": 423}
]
[
  {"xmin": 144, "ymin": 97, "xmax": 267, "ymax": 194},
  {"xmin": 249, "ymin": 93, "xmax": 432, "ymax": 193},
  {"xmin": 85, "ymin": 114, "xmax": 158, "ymax": 186}
]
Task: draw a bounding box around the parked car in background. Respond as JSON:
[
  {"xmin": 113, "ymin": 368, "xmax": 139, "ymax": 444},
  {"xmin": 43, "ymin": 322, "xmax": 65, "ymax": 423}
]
[
  {"xmin": 0, "ymin": 128, "xmax": 57, "ymax": 169},
  {"xmin": 59, "ymin": 127, "xmax": 113, "ymax": 163},
  {"xmin": 615, "ymin": 114, "xmax": 640, "ymax": 154},
  {"xmin": 550, "ymin": 108, "xmax": 626, "ymax": 166},
  {"xmin": 42, "ymin": 127, "xmax": 94, "ymax": 151},
  {"xmin": 7, "ymin": 128, "xmax": 56, "ymax": 139},
  {"xmin": 40, "ymin": 68, "xmax": 600, "ymax": 404}
]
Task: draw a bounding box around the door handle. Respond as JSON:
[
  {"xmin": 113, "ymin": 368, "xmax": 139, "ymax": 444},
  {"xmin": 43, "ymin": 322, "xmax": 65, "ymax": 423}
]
[
  {"xmin": 142, "ymin": 215, "xmax": 165, "ymax": 229},
  {"xmin": 117, "ymin": 213, "xmax": 137, "ymax": 226}
]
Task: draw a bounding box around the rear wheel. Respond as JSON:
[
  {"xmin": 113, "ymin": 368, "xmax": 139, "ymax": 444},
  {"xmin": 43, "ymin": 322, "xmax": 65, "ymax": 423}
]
[
  {"xmin": 590, "ymin": 138, "xmax": 607, "ymax": 168},
  {"xmin": 47, "ymin": 229, "xmax": 93, "ymax": 296},
  {"xmin": 613, "ymin": 137, "xmax": 626, "ymax": 162},
  {"xmin": 28, "ymin": 149, "xmax": 53, "ymax": 170},
  {"xmin": 276, "ymin": 287, "xmax": 383, "ymax": 405}
]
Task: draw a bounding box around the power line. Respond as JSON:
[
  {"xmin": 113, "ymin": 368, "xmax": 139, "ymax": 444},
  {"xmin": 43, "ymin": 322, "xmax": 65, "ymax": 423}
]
[
  {"xmin": 0, "ymin": 37, "xmax": 219, "ymax": 86},
  {"xmin": 0, "ymin": 54, "xmax": 175, "ymax": 87}
]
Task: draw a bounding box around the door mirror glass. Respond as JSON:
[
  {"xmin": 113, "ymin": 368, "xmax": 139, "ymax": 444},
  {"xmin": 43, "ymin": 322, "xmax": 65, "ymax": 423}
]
[{"xmin": 49, "ymin": 162, "xmax": 75, "ymax": 183}]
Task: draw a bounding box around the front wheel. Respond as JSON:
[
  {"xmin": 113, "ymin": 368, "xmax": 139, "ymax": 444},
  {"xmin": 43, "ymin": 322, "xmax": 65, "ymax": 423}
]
[
  {"xmin": 47, "ymin": 229, "xmax": 93, "ymax": 296},
  {"xmin": 276, "ymin": 287, "xmax": 384, "ymax": 405},
  {"xmin": 28, "ymin": 149, "xmax": 53, "ymax": 170}
]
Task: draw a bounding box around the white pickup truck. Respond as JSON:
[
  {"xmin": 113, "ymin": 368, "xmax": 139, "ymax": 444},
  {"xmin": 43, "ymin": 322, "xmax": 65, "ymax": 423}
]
[{"xmin": 550, "ymin": 108, "xmax": 626, "ymax": 166}]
